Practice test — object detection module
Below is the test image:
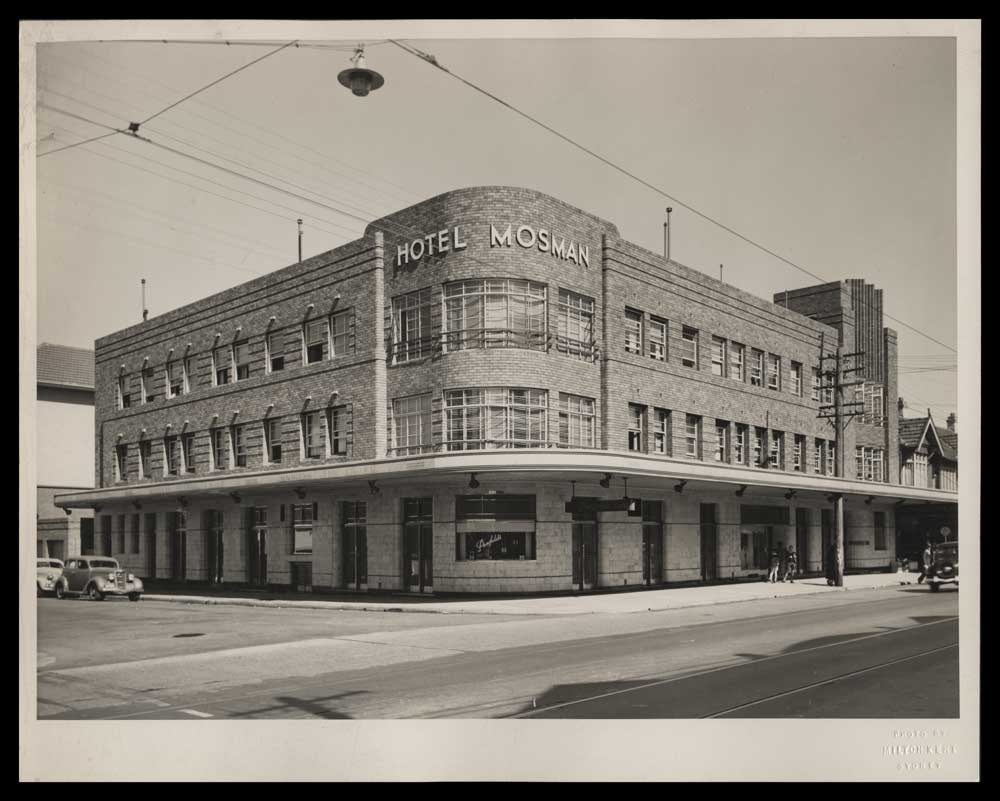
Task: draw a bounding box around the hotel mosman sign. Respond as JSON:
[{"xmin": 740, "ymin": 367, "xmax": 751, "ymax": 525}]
[{"xmin": 395, "ymin": 224, "xmax": 591, "ymax": 268}]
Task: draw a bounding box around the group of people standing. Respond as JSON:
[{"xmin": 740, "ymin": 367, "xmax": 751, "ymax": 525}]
[{"xmin": 767, "ymin": 544, "xmax": 798, "ymax": 583}]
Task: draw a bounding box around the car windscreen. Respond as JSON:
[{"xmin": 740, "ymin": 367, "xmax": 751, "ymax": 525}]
[{"xmin": 89, "ymin": 560, "xmax": 119, "ymax": 568}]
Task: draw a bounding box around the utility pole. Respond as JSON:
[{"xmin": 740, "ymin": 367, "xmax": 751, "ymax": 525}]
[
  {"xmin": 297, "ymin": 219, "xmax": 303, "ymax": 262},
  {"xmin": 663, "ymin": 207, "xmax": 673, "ymax": 261},
  {"xmin": 818, "ymin": 345, "xmax": 866, "ymax": 587}
]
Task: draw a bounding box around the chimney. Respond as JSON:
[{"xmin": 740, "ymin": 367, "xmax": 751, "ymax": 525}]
[
  {"xmin": 897, "ymin": 397, "xmax": 905, "ymax": 415},
  {"xmin": 946, "ymin": 413, "xmax": 956, "ymax": 432}
]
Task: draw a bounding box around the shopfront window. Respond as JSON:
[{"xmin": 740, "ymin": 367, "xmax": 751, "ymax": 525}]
[{"xmin": 455, "ymin": 494, "xmax": 536, "ymax": 561}]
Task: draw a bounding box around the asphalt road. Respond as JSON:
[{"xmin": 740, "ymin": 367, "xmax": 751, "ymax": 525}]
[{"xmin": 35, "ymin": 585, "xmax": 959, "ymax": 719}]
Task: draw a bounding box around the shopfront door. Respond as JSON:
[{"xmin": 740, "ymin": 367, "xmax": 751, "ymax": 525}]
[
  {"xmin": 204, "ymin": 511, "xmax": 224, "ymax": 584},
  {"xmin": 248, "ymin": 527, "xmax": 267, "ymax": 586},
  {"xmin": 795, "ymin": 508, "xmax": 809, "ymax": 575},
  {"xmin": 403, "ymin": 498, "xmax": 433, "ymax": 592},
  {"xmin": 642, "ymin": 527, "xmax": 663, "ymax": 585},
  {"xmin": 342, "ymin": 501, "xmax": 368, "ymax": 591},
  {"xmin": 700, "ymin": 504, "xmax": 718, "ymax": 582},
  {"xmin": 144, "ymin": 514, "xmax": 157, "ymax": 578},
  {"xmin": 572, "ymin": 521, "xmax": 598, "ymax": 590}
]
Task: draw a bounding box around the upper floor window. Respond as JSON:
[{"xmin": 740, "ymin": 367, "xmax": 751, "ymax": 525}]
[
  {"xmin": 265, "ymin": 418, "xmax": 282, "ymax": 464},
  {"xmin": 653, "ymin": 408, "xmax": 671, "ymax": 455},
  {"xmin": 445, "ymin": 388, "xmax": 547, "ymax": 451},
  {"xmin": 711, "ymin": 337, "xmax": 726, "ymax": 376},
  {"xmin": 681, "ymin": 327, "xmax": 699, "ymax": 368},
  {"xmin": 858, "ymin": 383, "xmax": 885, "ymax": 427},
  {"xmin": 790, "ymin": 362, "xmax": 803, "ymax": 397},
  {"xmin": 627, "ymin": 403, "xmax": 646, "ymax": 452},
  {"xmin": 115, "ymin": 444, "xmax": 128, "ymax": 482},
  {"xmin": 715, "ymin": 421, "xmax": 729, "ymax": 462},
  {"xmin": 685, "ymin": 414, "xmax": 701, "ymax": 458},
  {"xmin": 266, "ymin": 332, "xmax": 285, "ymax": 373},
  {"xmin": 444, "ymin": 279, "xmax": 546, "ymax": 352},
  {"xmin": 827, "ymin": 441, "xmax": 837, "ymax": 477},
  {"xmin": 729, "ymin": 343, "xmax": 745, "ymax": 382},
  {"xmin": 139, "ymin": 439, "xmax": 151, "ymax": 478},
  {"xmin": 393, "ymin": 394, "xmax": 433, "ymax": 455},
  {"xmin": 753, "ymin": 427, "xmax": 766, "ymax": 467},
  {"xmin": 767, "ymin": 354, "xmax": 781, "ymax": 391},
  {"xmin": 811, "ymin": 368, "xmax": 822, "ymax": 402},
  {"xmin": 233, "ymin": 341, "xmax": 250, "ymax": 381},
  {"xmin": 182, "ymin": 432, "xmax": 196, "ymax": 474},
  {"xmin": 165, "ymin": 435, "xmax": 180, "ymax": 476},
  {"xmin": 734, "ymin": 424, "xmax": 748, "ymax": 465},
  {"xmin": 211, "ymin": 428, "xmax": 227, "ymax": 470},
  {"xmin": 117, "ymin": 375, "xmax": 130, "ymax": 410},
  {"xmin": 624, "ymin": 308, "xmax": 643, "ymax": 355},
  {"xmin": 302, "ymin": 410, "xmax": 324, "ymax": 459},
  {"xmin": 331, "ymin": 310, "xmax": 351, "ymax": 356},
  {"xmin": 556, "ymin": 289, "xmax": 595, "ymax": 359},
  {"xmin": 813, "ymin": 438, "xmax": 824, "ymax": 474},
  {"xmin": 167, "ymin": 360, "xmax": 186, "ymax": 399},
  {"xmin": 304, "ymin": 319, "xmax": 327, "ymax": 365},
  {"xmin": 648, "ymin": 317, "xmax": 667, "ymax": 362},
  {"xmin": 856, "ymin": 446, "xmax": 885, "ymax": 482},
  {"xmin": 392, "ymin": 288, "xmax": 434, "ymax": 363},
  {"xmin": 558, "ymin": 393, "xmax": 595, "ymax": 448},
  {"xmin": 141, "ymin": 367, "xmax": 155, "ymax": 404},
  {"xmin": 769, "ymin": 430, "xmax": 784, "ymax": 470},
  {"xmin": 214, "ymin": 345, "xmax": 232, "ymax": 386},
  {"xmin": 329, "ymin": 407, "xmax": 348, "ymax": 455},
  {"xmin": 793, "ymin": 435, "xmax": 805, "ymax": 472},
  {"xmin": 750, "ymin": 349, "xmax": 764, "ymax": 387},
  {"xmin": 232, "ymin": 424, "xmax": 247, "ymax": 467}
]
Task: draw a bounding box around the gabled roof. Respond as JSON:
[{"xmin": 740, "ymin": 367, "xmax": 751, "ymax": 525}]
[
  {"xmin": 899, "ymin": 414, "xmax": 957, "ymax": 462},
  {"xmin": 37, "ymin": 343, "xmax": 94, "ymax": 390},
  {"xmin": 899, "ymin": 418, "xmax": 927, "ymax": 448}
]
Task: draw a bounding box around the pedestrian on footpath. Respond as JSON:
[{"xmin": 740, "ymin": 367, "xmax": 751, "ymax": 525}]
[
  {"xmin": 768, "ymin": 544, "xmax": 782, "ymax": 583},
  {"xmin": 784, "ymin": 546, "xmax": 797, "ymax": 583},
  {"xmin": 917, "ymin": 540, "xmax": 933, "ymax": 584}
]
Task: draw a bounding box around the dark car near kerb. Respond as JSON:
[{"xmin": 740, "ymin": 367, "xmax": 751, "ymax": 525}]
[
  {"xmin": 54, "ymin": 556, "xmax": 144, "ymax": 601},
  {"xmin": 926, "ymin": 542, "xmax": 959, "ymax": 592}
]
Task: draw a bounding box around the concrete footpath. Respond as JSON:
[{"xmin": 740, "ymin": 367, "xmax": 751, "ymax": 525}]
[{"xmin": 144, "ymin": 571, "xmax": 926, "ymax": 616}]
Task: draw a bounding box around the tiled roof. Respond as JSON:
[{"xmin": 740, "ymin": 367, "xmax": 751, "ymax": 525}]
[
  {"xmin": 37, "ymin": 343, "xmax": 94, "ymax": 390},
  {"xmin": 936, "ymin": 427, "xmax": 959, "ymax": 460},
  {"xmin": 898, "ymin": 417, "xmax": 928, "ymax": 448}
]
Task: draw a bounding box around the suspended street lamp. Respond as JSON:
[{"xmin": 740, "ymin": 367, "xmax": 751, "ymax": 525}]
[{"xmin": 337, "ymin": 45, "xmax": 385, "ymax": 97}]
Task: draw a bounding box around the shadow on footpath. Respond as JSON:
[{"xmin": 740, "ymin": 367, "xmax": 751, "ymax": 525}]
[{"xmin": 227, "ymin": 689, "xmax": 369, "ymax": 719}]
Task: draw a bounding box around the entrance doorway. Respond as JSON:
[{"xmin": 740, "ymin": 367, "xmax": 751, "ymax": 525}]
[
  {"xmin": 247, "ymin": 507, "xmax": 268, "ymax": 586},
  {"xmin": 821, "ymin": 508, "xmax": 833, "ymax": 572},
  {"xmin": 641, "ymin": 501, "xmax": 663, "ymax": 585},
  {"xmin": 795, "ymin": 508, "xmax": 809, "ymax": 575},
  {"xmin": 144, "ymin": 513, "xmax": 157, "ymax": 578},
  {"xmin": 403, "ymin": 498, "xmax": 432, "ymax": 592},
  {"xmin": 700, "ymin": 504, "xmax": 718, "ymax": 582},
  {"xmin": 342, "ymin": 501, "xmax": 368, "ymax": 590},
  {"xmin": 204, "ymin": 510, "xmax": 224, "ymax": 584},
  {"xmin": 169, "ymin": 511, "xmax": 186, "ymax": 580},
  {"xmin": 572, "ymin": 521, "xmax": 598, "ymax": 590}
]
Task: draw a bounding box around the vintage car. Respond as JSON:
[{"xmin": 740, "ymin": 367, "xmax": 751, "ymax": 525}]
[
  {"xmin": 926, "ymin": 541, "xmax": 959, "ymax": 592},
  {"xmin": 37, "ymin": 558, "xmax": 64, "ymax": 596},
  {"xmin": 54, "ymin": 556, "xmax": 143, "ymax": 601}
]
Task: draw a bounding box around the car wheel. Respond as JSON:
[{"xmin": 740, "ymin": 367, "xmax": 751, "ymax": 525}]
[
  {"xmin": 128, "ymin": 593, "xmax": 141, "ymax": 602},
  {"xmin": 929, "ymin": 582, "xmax": 940, "ymax": 593},
  {"xmin": 54, "ymin": 582, "xmax": 66, "ymax": 600},
  {"xmin": 88, "ymin": 584, "xmax": 105, "ymax": 601}
]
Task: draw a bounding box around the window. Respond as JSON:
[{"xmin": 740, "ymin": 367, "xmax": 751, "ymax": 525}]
[
  {"xmin": 750, "ymin": 349, "xmax": 764, "ymax": 387},
  {"xmin": 874, "ymin": 511, "xmax": 887, "ymax": 551},
  {"xmin": 811, "ymin": 368, "xmax": 822, "ymax": 402},
  {"xmin": 139, "ymin": 440, "xmax": 151, "ymax": 478},
  {"xmin": 445, "ymin": 388, "xmax": 547, "ymax": 450},
  {"xmin": 734, "ymin": 424, "xmax": 748, "ymax": 465},
  {"xmin": 685, "ymin": 414, "xmax": 701, "ymax": 459},
  {"xmin": 304, "ymin": 319, "xmax": 327, "ymax": 364},
  {"xmin": 769, "ymin": 431, "xmax": 784, "ymax": 470},
  {"xmin": 455, "ymin": 495, "xmax": 536, "ymax": 561},
  {"xmin": 653, "ymin": 408, "xmax": 671, "ymax": 455},
  {"xmin": 793, "ymin": 435, "xmax": 805, "ymax": 472},
  {"xmin": 292, "ymin": 503, "xmax": 314, "ymax": 554},
  {"xmin": 115, "ymin": 444, "xmax": 128, "ymax": 482},
  {"xmin": 648, "ymin": 317, "xmax": 667, "ymax": 362},
  {"xmin": 329, "ymin": 407, "xmax": 348, "ymax": 455},
  {"xmin": 392, "ymin": 395, "xmax": 433, "ymax": 455},
  {"xmin": 813, "ymin": 438, "xmax": 824, "ymax": 474},
  {"xmin": 859, "ymin": 383, "xmax": 885, "ymax": 426},
  {"xmin": 130, "ymin": 514, "xmax": 140, "ymax": 554},
  {"xmin": 767, "ymin": 354, "xmax": 781, "ymax": 390},
  {"xmin": 558, "ymin": 394, "xmax": 595, "ymax": 448},
  {"xmin": 715, "ymin": 421, "xmax": 729, "ymax": 462},
  {"xmin": 167, "ymin": 360, "xmax": 186, "ymax": 398},
  {"xmin": 624, "ymin": 308, "xmax": 642, "ymax": 354},
  {"xmin": 444, "ymin": 279, "xmax": 547, "ymax": 352},
  {"xmin": 753, "ymin": 427, "xmax": 766, "ymax": 467},
  {"xmin": 141, "ymin": 367, "xmax": 155, "ymax": 404},
  {"xmin": 730, "ymin": 343, "xmax": 745, "ymax": 382},
  {"xmin": 856, "ymin": 447, "xmax": 885, "ymax": 482},
  {"xmin": 265, "ymin": 418, "xmax": 282, "ymax": 463},
  {"xmin": 790, "ymin": 362, "xmax": 803, "ymax": 397},
  {"xmin": 182, "ymin": 432, "xmax": 196, "ymax": 473},
  {"xmin": 392, "ymin": 289, "xmax": 434, "ymax": 363},
  {"xmin": 823, "ymin": 378, "xmax": 834, "ymax": 407},
  {"xmin": 711, "ymin": 337, "xmax": 726, "ymax": 376},
  {"xmin": 331, "ymin": 310, "xmax": 351, "ymax": 356},
  {"xmin": 232, "ymin": 424, "xmax": 247, "ymax": 467},
  {"xmin": 681, "ymin": 327, "xmax": 699, "ymax": 368},
  {"xmin": 183, "ymin": 356, "xmax": 192, "ymax": 393},
  {"xmin": 214, "ymin": 345, "xmax": 232, "ymax": 385},
  {"xmin": 117, "ymin": 375, "xmax": 130, "ymax": 409},
  {"xmin": 233, "ymin": 341, "xmax": 250, "ymax": 381},
  {"xmin": 557, "ymin": 289, "xmax": 595, "ymax": 359},
  {"xmin": 165, "ymin": 435, "xmax": 180, "ymax": 476},
  {"xmin": 303, "ymin": 411, "xmax": 324, "ymax": 458},
  {"xmin": 827, "ymin": 442, "xmax": 836, "ymax": 477},
  {"xmin": 628, "ymin": 404, "xmax": 646, "ymax": 452},
  {"xmin": 211, "ymin": 428, "xmax": 227, "ymax": 470},
  {"xmin": 116, "ymin": 515, "xmax": 126, "ymax": 554},
  {"xmin": 266, "ymin": 332, "xmax": 285, "ymax": 373}
]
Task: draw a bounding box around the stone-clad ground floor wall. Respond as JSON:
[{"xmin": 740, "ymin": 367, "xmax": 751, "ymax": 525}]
[{"xmin": 98, "ymin": 477, "xmax": 897, "ymax": 593}]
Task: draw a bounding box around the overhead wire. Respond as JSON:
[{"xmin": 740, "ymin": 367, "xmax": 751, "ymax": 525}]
[{"xmin": 389, "ymin": 38, "xmax": 958, "ymax": 356}]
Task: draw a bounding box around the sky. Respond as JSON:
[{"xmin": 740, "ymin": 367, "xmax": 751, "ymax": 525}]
[{"xmin": 31, "ymin": 22, "xmax": 962, "ymax": 421}]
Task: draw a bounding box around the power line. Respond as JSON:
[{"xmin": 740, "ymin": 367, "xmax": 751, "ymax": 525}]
[
  {"xmin": 37, "ymin": 130, "xmax": 119, "ymax": 157},
  {"xmin": 96, "ymin": 39, "xmax": 391, "ymax": 51},
  {"xmin": 390, "ymin": 39, "xmax": 958, "ymax": 356},
  {"xmin": 137, "ymin": 39, "xmax": 298, "ymax": 127}
]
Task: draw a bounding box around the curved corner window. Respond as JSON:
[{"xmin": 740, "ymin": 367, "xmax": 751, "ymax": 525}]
[{"xmin": 443, "ymin": 279, "xmax": 546, "ymax": 352}]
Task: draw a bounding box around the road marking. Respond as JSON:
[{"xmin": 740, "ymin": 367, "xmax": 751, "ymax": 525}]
[
  {"xmin": 181, "ymin": 709, "xmax": 213, "ymax": 718},
  {"xmin": 514, "ymin": 616, "xmax": 959, "ymax": 718},
  {"xmin": 703, "ymin": 642, "xmax": 959, "ymax": 718}
]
